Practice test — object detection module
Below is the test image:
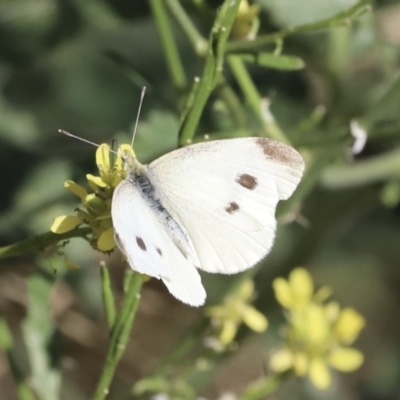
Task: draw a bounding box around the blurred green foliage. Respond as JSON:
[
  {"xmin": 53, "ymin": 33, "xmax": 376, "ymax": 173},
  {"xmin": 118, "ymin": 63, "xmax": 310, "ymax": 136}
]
[{"xmin": 0, "ymin": 0, "xmax": 399, "ymax": 399}]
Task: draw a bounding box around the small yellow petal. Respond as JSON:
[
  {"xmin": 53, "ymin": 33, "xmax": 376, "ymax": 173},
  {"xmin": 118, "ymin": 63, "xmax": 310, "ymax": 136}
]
[
  {"xmin": 64, "ymin": 255, "xmax": 81, "ymax": 270},
  {"xmin": 84, "ymin": 193, "xmax": 108, "ymax": 215},
  {"xmin": 51, "ymin": 215, "xmax": 83, "ymax": 234},
  {"xmin": 237, "ymin": 279, "xmax": 254, "ymax": 301},
  {"xmin": 205, "ymin": 305, "xmax": 220, "ymax": 317},
  {"xmin": 314, "ymin": 286, "xmax": 332, "ymax": 302},
  {"xmin": 269, "ymin": 348, "xmax": 293, "ymax": 372},
  {"xmin": 328, "ymin": 348, "xmax": 364, "ymax": 372},
  {"xmin": 86, "ymin": 174, "xmax": 107, "ymax": 188},
  {"xmin": 273, "ymin": 278, "xmax": 294, "ymax": 308},
  {"xmin": 96, "ymin": 144, "xmax": 111, "ymax": 173},
  {"xmin": 306, "ymin": 304, "xmax": 329, "ymax": 344},
  {"xmin": 333, "ymin": 308, "xmax": 365, "ymax": 345},
  {"xmin": 220, "ymin": 320, "xmax": 238, "ymax": 344},
  {"xmin": 325, "ymin": 301, "xmax": 340, "ymax": 323},
  {"xmin": 293, "ymin": 352, "xmax": 308, "ymax": 376},
  {"xmin": 242, "ymin": 306, "xmax": 268, "ymax": 332},
  {"xmin": 64, "ymin": 181, "xmax": 88, "ymax": 200},
  {"xmin": 309, "ymin": 358, "xmax": 331, "ymax": 389},
  {"xmin": 289, "ymin": 268, "xmax": 313, "ymax": 304},
  {"xmin": 98, "ymin": 227, "xmax": 116, "ymax": 251}
]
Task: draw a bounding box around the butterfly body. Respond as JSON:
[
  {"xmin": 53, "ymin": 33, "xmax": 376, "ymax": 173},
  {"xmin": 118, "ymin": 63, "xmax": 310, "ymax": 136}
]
[{"xmin": 111, "ymin": 137, "xmax": 304, "ymax": 306}]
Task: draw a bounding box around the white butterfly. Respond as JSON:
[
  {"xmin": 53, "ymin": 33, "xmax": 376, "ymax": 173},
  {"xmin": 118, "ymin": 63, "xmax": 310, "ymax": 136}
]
[{"xmin": 111, "ymin": 137, "xmax": 304, "ymax": 306}]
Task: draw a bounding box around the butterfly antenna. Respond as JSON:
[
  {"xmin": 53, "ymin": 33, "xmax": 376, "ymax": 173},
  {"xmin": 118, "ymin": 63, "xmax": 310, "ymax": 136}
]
[
  {"xmin": 59, "ymin": 130, "xmax": 118, "ymax": 155},
  {"xmin": 131, "ymin": 86, "xmax": 146, "ymax": 147},
  {"xmin": 59, "ymin": 129, "xmax": 101, "ymax": 148}
]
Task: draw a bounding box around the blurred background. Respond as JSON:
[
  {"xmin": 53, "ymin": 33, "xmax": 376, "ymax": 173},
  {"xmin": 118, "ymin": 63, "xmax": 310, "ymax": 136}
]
[{"xmin": 0, "ymin": 0, "xmax": 399, "ymax": 399}]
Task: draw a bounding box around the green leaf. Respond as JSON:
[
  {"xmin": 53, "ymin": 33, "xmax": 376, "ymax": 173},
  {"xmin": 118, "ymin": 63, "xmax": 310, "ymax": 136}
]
[{"xmin": 22, "ymin": 274, "xmax": 60, "ymax": 400}]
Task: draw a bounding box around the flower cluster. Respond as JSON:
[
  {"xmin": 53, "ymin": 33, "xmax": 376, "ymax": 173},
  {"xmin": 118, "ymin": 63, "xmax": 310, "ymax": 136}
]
[
  {"xmin": 50, "ymin": 143, "xmax": 135, "ymax": 253},
  {"xmin": 206, "ymin": 279, "xmax": 268, "ymax": 350},
  {"xmin": 270, "ymin": 268, "xmax": 365, "ymax": 390}
]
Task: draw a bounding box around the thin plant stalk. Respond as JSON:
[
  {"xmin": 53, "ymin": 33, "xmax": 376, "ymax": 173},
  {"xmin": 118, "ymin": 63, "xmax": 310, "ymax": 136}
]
[
  {"xmin": 93, "ymin": 271, "xmax": 143, "ymax": 400},
  {"xmin": 149, "ymin": 0, "xmax": 188, "ymax": 93}
]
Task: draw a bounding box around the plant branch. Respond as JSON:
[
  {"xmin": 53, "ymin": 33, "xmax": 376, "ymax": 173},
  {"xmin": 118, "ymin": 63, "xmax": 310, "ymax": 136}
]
[
  {"xmin": 165, "ymin": 0, "xmax": 208, "ymax": 56},
  {"xmin": 227, "ymin": 55, "xmax": 289, "ymax": 143},
  {"xmin": 149, "ymin": 0, "xmax": 188, "ymax": 93},
  {"xmin": 226, "ymin": 0, "xmax": 372, "ymax": 53},
  {"xmin": 321, "ymin": 147, "xmax": 400, "ymax": 189},
  {"xmin": 179, "ymin": 0, "xmax": 241, "ymax": 145},
  {"xmin": 0, "ymin": 227, "xmax": 92, "ymax": 262}
]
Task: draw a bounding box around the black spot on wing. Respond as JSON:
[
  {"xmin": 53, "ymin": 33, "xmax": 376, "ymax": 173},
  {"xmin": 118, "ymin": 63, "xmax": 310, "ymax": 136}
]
[
  {"xmin": 136, "ymin": 237, "xmax": 147, "ymax": 251},
  {"xmin": 225, "ymin": 202, "xmax": 239, "ymax": 214},
  {"xmin": 236, "ymin": 173, "xmax": 257, "ymax": 190},
  {"xmin": 156, "ymin": 247, "xmax": 162, "ymax": 256}
]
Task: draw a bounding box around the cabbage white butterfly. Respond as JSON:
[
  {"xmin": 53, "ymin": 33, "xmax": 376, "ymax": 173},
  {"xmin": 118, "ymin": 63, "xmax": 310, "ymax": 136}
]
[
  {"xmin": 112, "ymin": 137, "xmax": 304, "ymax": 306},
  {"xmin": 60, "ymin": 90, "xmax": 304, "ymax": 307}
]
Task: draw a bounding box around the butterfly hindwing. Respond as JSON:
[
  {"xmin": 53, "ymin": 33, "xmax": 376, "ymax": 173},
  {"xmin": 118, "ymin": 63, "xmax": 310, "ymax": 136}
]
[{"xmin": 112, "ymin": 179, "xmax": 206, "ymax": 306}]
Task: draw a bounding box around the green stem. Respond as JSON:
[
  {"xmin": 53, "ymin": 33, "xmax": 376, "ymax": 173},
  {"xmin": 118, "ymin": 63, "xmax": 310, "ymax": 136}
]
[
  {"xmin": 101, "ymin": 264, "xmax": 117, "ymax": 331},
  {"xmin": 179, "ymin": 0, "xmax": 241, "ymax": 145},
  {"xmin": 321, "ymin": 147, "xmax": 400, "ymax": 189},
  {"xmin": 180, "ymin": 76, "xmax": 200, "ymax": 125},
  {"xmin": 191, "ymin": 0, "xmax": 214, "ymax": 19},
  {"xmin": 149, "ymin": 0, "xmax": 187, "ymax": 93},
  {"xmin": 215, "ymin": 78, "xmax": 248, "ymax": 129},
  {"xmin": 226, "ymin": 0, "xmax": 372, "ymax": 53},
  {"xmin": 165, "ymin": 0, "xmax": 208, "ymax": 56},
  {"xmin": 227, "ymin": 55, "xmax": 289, "ymax": 143},
  {"xmin": 0, "ymin": 227, "xmax": 91, "ymax": 261},
  {"xmin": 92, "ymin": 271, "xmax": 143, "ymax": 400}
]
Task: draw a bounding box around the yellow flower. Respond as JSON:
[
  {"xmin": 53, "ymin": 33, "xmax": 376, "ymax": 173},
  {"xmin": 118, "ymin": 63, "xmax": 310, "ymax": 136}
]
[
  {"xmin": 206, "ymin": 279, "xmax": 268, "ymax": 349},
  {"xmin": 270, "ymin": 268, "xmax": 365, "ymax": 390},
  {"xmin": 51, "ymin": 143, "xmax": 135, "ymax": 254},
  {"xmin": 231, "ymin": 0, "xmax": 260, "ymax": 40},
  {"xmin": 273, "ymin": 267, "xmax": 331, "ymax": 310},
  {"xmin": 273, "ymin": 268, "xmax": 313, "ymax": 309}
]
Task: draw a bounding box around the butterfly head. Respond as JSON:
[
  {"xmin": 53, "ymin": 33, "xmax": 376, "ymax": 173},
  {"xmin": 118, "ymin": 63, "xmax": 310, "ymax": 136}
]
[{"xmin": 118, "ymin": 145, "xmax": 146, "ymax": 176}]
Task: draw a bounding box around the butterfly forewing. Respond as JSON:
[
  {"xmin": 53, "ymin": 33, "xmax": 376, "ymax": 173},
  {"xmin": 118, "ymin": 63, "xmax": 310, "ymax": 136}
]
[{"xmin": 147, "ymin": 138, "xmax": 304, "ymax": 274}]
